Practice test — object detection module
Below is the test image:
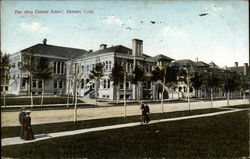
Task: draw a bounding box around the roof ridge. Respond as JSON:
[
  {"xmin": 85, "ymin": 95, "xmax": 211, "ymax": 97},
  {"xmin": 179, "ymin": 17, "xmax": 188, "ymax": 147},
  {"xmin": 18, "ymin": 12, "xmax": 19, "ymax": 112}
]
[{"xmin": 36, "ymin": 43, "xmax": 87, "ymax": 51}]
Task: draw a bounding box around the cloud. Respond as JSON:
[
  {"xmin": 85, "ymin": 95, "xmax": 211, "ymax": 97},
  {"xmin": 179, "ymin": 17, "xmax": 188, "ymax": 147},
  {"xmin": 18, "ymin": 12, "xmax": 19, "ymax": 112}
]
[
  {"xmin": 20, "ymin": 22, "xmax": 48, "ymax": 33},
  {"xmin": 204, "ymin": 3, "xmax": 233, "ymax": 13},
  {"xmin": 162, "ymin": 27, "xmax": 183, "ymax": 36},
  {"xmin": 102, "ymin": 16, "xmax": 122, "ymax": 25}
]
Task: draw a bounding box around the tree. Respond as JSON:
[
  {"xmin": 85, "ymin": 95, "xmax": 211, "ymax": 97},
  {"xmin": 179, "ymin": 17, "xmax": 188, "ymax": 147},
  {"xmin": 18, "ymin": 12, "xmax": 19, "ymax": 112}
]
[
  {"xmin": 237, "ymin": 76, "xmax": 249, "ymax": 99},
  {"xmin": 0, "ymin": 53, "xmax": 12, "ymax": 108},
  {"xmin": 151, "ymin": 66, "xmax": 164, "ymax": 101},
  {"xmin": 66, "ymin": 61, "xmax": 74, "ymax": 108},
  {"xmin": 109, "ymin": 63, "xmax": 124, "ymax": 104},
  {"xmin": 89, "ymin": 63, "xmax": 104, "ymax": 106},
  {"xmin": 32, "ymin": 57, "xmax": 53, "ymax": 106},
  {"xmin": 190, "ymin": 72, "xmax": 203, "ymax": 98},
  {"xmin": 224, "ymin": 72, "xmax": 238, "ymax": 106},
  {"xmin": 67, "ymin": 62, "xmax": 83, "ymax": 122},
  {"xmin": 131, "ymin": 64, "xmax": 144, "ymax": 101},
  {"xmin": 151, "ymin": 65, "xmax": 179, "ymax": 112},
  {"xmin": 21, "ymin": 49, "xmax": 36, "ymax": 107}
]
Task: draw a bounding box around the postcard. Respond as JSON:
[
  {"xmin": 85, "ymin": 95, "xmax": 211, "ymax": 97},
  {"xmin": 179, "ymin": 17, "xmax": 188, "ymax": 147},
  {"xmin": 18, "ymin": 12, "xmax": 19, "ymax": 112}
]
[{"xmin": 1, "ymin": 0, "xmax": 249, "ymax": 158}]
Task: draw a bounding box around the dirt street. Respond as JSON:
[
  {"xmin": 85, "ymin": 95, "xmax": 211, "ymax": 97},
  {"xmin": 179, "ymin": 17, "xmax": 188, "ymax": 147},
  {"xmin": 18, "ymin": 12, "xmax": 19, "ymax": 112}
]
[{"xmin": 2, "ymin": 99, "xmax": 249, "ymax": 127}]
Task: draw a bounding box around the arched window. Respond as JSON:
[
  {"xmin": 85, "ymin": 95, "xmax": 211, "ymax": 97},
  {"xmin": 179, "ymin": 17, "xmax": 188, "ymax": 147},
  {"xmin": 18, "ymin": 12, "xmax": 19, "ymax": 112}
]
[
  {"xmin": 104, "ymin": 79, "xmax": 107, "ymax": 89},
  {"xmin": 81, "ymin": 79, "xmax": 84, "ymax": 89}
]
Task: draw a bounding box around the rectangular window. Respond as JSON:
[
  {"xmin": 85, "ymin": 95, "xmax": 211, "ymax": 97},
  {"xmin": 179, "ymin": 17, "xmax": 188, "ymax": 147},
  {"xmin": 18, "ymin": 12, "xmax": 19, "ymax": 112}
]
[
  {"xmin": 5, "ymin": 86, "xmax": 8, "ymax": 91},
  {"xmin": 59, "ymin": 81, "xmax": 63, "ymax": 88},
  {"xmin": 120, "ymin": 83, "xmax": 124, "ymax": 89},
  {"xmin": 38, "ymin": 81, "xmax": 42, "ymax": 88},
  {"xmin": 54, "ymin": 81, "xmax": 58, "ymax": 88},
  {"xmin": 109, "ymin": 61, "xmax": 111, "ymax": 71},
  {"xmin": 54, "ymin": 62, "xmax": 56, "ymax": 73},
  {"xmin": 108, "ymin": 79, "xmax": 110, "ymax": 88},
  {"xmin": 61, "ymin": 62, "xmax": 64, "ymax": 74},
  {"xmin": 148, "ymin": 81, "xmax": 151, "ymax": 89},
  {"xmin": 104, "ymin": 79, "xmax": 106, "ymax": 89},
  {"xmin": 57, "ymin": 62, "xmax": 60, "ymax": 74},
  {"xmin": 81, "ymin": 79, "xmax": 84, "ymax": 89},
  {"xmin": 33, "ymin": 80, "xmax": 37, "ymax": 88},
  {"xmin": 18, "ymin": 62, "xmax": 21, "ymax": 68},
  {"xmin": 22, "ymin": 79, "xmax": 26, "ymax": 87},
  {"xmin": 105, "ymin": 61, "xmax": 108, "ymax": 71}
]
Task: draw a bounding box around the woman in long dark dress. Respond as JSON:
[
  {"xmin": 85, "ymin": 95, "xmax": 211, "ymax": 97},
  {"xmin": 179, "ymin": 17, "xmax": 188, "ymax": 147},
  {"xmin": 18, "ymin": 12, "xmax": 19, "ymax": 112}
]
[{"xmin": 22, "ymin": 111, "xmax": 34, "ymax": 140}]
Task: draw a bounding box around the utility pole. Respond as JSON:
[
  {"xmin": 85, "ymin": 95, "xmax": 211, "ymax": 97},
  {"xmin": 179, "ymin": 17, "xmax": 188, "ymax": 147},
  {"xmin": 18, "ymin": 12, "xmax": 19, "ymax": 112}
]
[
  {"xmin": 210, "ymin": 71, "xmax": 213, "ymax": 108},
  {"xmin": 161, "ymin": 67, "xmax": 166, "ymax": 113},
  {"xmin": 124, "ymin": 65, "xmax": 127, "ymax": 118},
  {"xmin": 187, "ymin": 69, "xmax": 190, "ymax": 111}
]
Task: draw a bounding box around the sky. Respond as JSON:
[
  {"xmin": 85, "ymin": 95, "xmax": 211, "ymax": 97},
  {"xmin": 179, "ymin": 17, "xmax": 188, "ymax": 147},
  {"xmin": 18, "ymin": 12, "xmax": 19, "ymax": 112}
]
[{"xmin": 1, "ymin": 0, "xmax": 249, "ymax": 67}]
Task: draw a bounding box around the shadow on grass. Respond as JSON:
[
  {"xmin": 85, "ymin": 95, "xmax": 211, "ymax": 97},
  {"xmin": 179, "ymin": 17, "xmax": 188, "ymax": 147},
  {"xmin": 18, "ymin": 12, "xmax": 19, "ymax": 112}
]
[
  {"xmin": 1, "ymin": 110, "xmax": 249, "ymax": 158},
  {"xmin": 1, "ymin": 107, "xmax": 229, "ymax": 139}
]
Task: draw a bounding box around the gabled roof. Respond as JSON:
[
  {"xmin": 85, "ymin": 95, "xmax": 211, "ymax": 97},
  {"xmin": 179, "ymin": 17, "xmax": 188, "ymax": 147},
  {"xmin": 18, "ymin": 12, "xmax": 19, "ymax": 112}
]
[
  {"xmin": 209, "ymin": 62, "xmax": 220, "ymax": 69},
  {"xmin": 21, "ymin": 44, "xmax": 88, "ymax": 59},
  {"xmin": 195, "ymin": 61, "xmax": 209, "ymax": 67},
  {"xmin": 88, "ymin": 45, "xmax": 132, "ymax": 56},
  {"xmin": 153, "ymin": 54, "xmax": 174, "ymax": 61},
  {"xmin": 82, "ymin": 45, "xmax": 153, "ymax": 59},
  {"xmin": 174, "ymin": 59, "xmax": 195, "ymax": 67}
]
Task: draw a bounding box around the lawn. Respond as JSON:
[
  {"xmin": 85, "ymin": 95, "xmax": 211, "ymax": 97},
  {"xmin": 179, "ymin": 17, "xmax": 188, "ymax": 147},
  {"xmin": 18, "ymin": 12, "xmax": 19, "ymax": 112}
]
[
  {"xmin": 1, "ymin": 110, "xmax": 248, "ymax": 158},
  {"xmin": 0, "ymin": 97, "xmax": 83, "ymax": 106}
]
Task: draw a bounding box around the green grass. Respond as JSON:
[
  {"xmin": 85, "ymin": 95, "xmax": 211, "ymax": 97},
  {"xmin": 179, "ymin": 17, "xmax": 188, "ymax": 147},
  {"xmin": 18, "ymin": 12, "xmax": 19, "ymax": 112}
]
[
  {"xmin": 2, "ymin": 108, "xmax": 226, "ymax": 139},
  {"xmin": 0, "ymin": 97, "xmax": 83, "ymax": 106},
  {"xmin": 1, "ymin": 110, "xmax": 248, "ymax": 158}
]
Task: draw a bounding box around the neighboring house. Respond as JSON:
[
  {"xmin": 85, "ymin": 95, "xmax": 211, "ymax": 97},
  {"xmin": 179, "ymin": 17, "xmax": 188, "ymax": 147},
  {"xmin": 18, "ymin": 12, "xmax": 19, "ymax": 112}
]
[
  {"xmin": 228, "ymin": 62, "xmax": 249, "ymax": 77},
  {"xmin": 66, "ymin": 39, "xmax": 174, "ymax": 100},
  {"xmin": 8, "ymin": 39, "xmax": 87, "ymax": 95}
]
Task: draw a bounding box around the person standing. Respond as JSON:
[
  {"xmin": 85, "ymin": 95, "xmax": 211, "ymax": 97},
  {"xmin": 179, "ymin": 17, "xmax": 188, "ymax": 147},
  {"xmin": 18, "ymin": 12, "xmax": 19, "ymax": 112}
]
[
  {"xmin": 22, "ymin": 111, "xmax": 34, "ymax": 140},
  {"xmin": 144, "ymin": 105, "xmax": 150, "ymax": 123},
  {"xmin": 140, "ymin": 101, "xmax": 145, "ymax": 123},
  {"xmin": 19, "ymin": 106, "xmax": 26, "ymax": 138}
]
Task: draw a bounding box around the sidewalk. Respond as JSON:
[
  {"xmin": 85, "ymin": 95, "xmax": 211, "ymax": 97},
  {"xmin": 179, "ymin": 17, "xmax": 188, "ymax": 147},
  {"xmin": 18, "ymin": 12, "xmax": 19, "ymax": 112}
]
[{"xmin": 2, "ymin": 108, "xmax": 245, "ymax": 147}]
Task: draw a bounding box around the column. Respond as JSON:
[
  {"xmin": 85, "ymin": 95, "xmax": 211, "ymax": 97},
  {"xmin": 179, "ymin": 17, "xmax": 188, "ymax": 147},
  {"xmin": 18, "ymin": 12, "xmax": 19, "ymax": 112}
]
[{"xmin": 55, "ymin": 62, "xmax": 58, "ymax": 74}]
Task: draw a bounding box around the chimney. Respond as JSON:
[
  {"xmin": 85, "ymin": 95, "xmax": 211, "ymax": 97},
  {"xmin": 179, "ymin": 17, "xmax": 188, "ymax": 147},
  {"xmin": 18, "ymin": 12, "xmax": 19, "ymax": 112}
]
[
  {"xmin": 195, "ymin": 57, "xmax": 198, "ymax": 62},
  {"xmin": 100, "ymin": 44, "xmax": 107, "ymax": 50},
  {"xmin": 234, "ymin": 62, "xmax": 238, "ymax": 67},
  {"xmin": 43, "ymin": 38, "xmax": 47, "ymax": 45},
  {"xmin": 132, "ymin": 39, "xmax": 143, "ymax": 57},
  {"xmin": 244, "ymin": 63, "xmax": 248, "ymax": 76}
]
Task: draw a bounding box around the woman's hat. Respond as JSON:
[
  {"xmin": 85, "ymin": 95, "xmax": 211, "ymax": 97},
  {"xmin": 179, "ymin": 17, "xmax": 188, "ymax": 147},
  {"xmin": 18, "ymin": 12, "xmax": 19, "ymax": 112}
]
[{"xmin": 25, "ymin": 110, "xmax": 31, "ymax": 115}]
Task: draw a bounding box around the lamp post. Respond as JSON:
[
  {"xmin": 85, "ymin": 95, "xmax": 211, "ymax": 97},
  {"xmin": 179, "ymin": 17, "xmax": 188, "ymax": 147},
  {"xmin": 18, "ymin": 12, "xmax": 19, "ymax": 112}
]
[
  {"xmin": 210, "ymin": 71, "xmax": 213, "ymax": 108},
  {"xmin": 204, "ymin": 69, "xmax": 213, "ymax": 108},
  {"xmin": 124, "ymin": 66, "xmax": 127, "ymax": 118},
  {"xmin": 187, "ymin": 69, "xmax": 191, "ymax": 111},
  {"xmin": 183, "ymin": 65, "xmax": 195, "ymax": 111},
  {"xmin": 159, "ymin": 66, "xmax": 166, "ymax": 113},
  {"xmin": 123, "ymin": 62, "xmax": 127, "ymax": 118}
]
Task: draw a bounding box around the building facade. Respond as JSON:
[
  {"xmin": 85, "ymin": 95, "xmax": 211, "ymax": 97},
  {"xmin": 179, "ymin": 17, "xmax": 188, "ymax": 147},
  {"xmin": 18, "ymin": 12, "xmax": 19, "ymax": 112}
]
[
  {"xmin": 8, "ymin": 39, "xmax": 87, "ymax": 95},
  {"xmin": 66, "ymin": 39, "xmax": 174, "ymax": 100}
]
